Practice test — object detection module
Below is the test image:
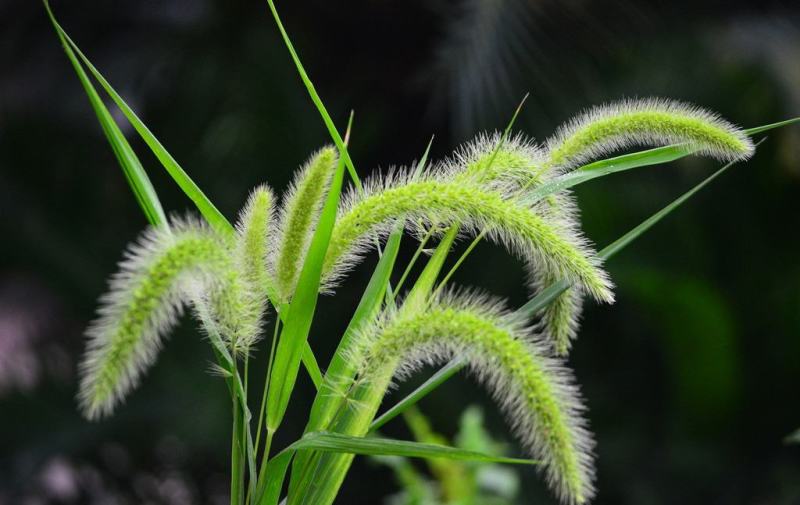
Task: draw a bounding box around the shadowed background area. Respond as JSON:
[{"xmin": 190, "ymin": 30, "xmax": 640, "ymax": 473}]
[{"xmin": 1, "ymin": 0, "xmax": 799, "ymax": 503}]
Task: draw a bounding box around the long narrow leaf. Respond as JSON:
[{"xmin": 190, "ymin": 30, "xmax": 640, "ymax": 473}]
[
  {"xmin": 47, "ymin": 7, "xmax": 229, "ymax": 233},
  {"xmin": 287, "ymin": 225, "xmax": 404, "ymax": 497},
  {"xmin": 368, "ymin": 357, "xmax": 466, "ymax": 433},
  {"xmin": 289, "ymin": 432, "xmax": 537, "ymax": 465},
  {"xmin": 308, "ymin": 228, "xmax": 403, "ymax": 432},
  {"xmin": 265, "ymin": 0, "xmax": 360, "ymax": 190},
  {"xmin": 44, "ymin": 1, "xmax": 166, "ymax": 227},
  {"xmin": 518, "ymin": 138, "xmax": 766, "ymax": 318},
  {"xmin": 256, "ymin": 450, "xmax": 295, "ymax": 505},
  {"xmin": 529, "ymin": 145, "xmax": 693, "ymax": 202},
  {"xmin": 745, "ymin": 117, "xmax": 800, "ymax": 135},
  {"xmin": 256, "ymin": 429, "xmax": 534, "ymax": 505}
]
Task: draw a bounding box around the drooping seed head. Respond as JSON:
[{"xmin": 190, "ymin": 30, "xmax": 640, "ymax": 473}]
[
  {"xmin": 274, "ymin": 146, "xmax": 338, "ymax": 302},
  {"xmin": 525, "ymin": 189, "xmax": 588, "ymax": 356},
  {"xmin": 446, "ymin": 131, "xmax": 546, "ymax": 189},
  {"xmin": 323, "ymin": 172, "xmax": 613, "ymax": 305},
  {"xmin": 545, "ymin": 98, "xmax": 755, "ymax": 171},
  {"xmin": 351, "ymin": 291, "xmax": 596, "ymax": 504},
  {"xmin": 78, "ymin": 218, "xmax": 230, "ymax": 420}
]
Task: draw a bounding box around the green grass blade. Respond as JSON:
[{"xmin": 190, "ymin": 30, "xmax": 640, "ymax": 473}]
[
  {"xmin": 403, "ymin": 226, "xmax": 459, "ymax": 311},
  {"xmin": 308, "ymin": 227, "xmax": 403, "ymax": 432},
  {"xmin": 368, "ymin": 357, "xmax": 466, "ymax": 433},
  {"xmin": 255, "ymin": 450, "xmax": 295, "ymax": 505},
  {"xmin": 266, "ymin": 152, "xmax": 346, "ymax": 432},
  {"xmin": 257, "ymin": 428, "xmax": 535, "ymax": 505},
  {"xmin": 264, "ymin": 0, "xmax": 360, "ymax": 190},
  {"xmin": 528, "ymin": 145, "xmax": 693, "ymax": 202},
  {"xmin": 301, "ymin": 344, "xmax": 323, "ymax": 390},
  {"xmin": 744, "ymin": 117, "xmax": 800, "ymax": 135},
  {"xmin": 49, "ymin": 15, "xmax": 231, "ymax": 233},
  {"xmin": 44, "ymin": 1, "xmax": 166, "ymax": 228},
  {"xmin": 289, "ymin": 432, "xmax": 537, "ymax": 465},
  {"xmin": 411, "ymin": 136, "xmax": 435, "ymax": 180},
  {"xmin": 49, "ymin": 3, "xmax": 325, "ymax": 390}
]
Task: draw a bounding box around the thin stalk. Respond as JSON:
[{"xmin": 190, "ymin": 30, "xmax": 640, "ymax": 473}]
[
  {"xmin": 231, "ymin": 395, "xmax": 244, "ymax": 505},
  {"xmin": 255, "ymin": 314, "xmax": 283, "ymax": 453},
  {"xmin": 433, "ymin": 228, "xmax": 489, "ymax": 296},
  {"xmin": 392, "ymin": 226, "xmax": 436, "ymax": 298}
]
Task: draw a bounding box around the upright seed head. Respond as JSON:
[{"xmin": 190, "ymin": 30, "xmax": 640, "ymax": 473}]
[
  {"xmin": 274, "ymin": 146, "xmax": 338, "ymax": 302},
  {"xmin": 225, "ymin": 185, "xmax": 276, "ymax": 355},
  {"xmin": 235, "ymin": 184, "xmax": 275, "ymax": 299},
  {"xmin": 351, "ymin": 291, "xmax": 596, "ymax": 504},
  {"xmin": 545, "ymin": 98, "xmax": 755, "ymax": 171}
]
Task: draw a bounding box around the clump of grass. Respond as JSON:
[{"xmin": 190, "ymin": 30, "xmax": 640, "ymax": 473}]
[{"xmin": 45, "ymin": 1, "xmax": 798, "ymax": 504}]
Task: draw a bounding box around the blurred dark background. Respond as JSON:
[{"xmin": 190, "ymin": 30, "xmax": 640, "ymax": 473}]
[{"xmin": 2, "ymin": 0, "xmax": 799, "ymax": 503}]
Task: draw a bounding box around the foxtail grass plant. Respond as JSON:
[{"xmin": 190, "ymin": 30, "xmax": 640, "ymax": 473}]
[{"xmin": 44, "ymin": 0, "xmax": 798, "ymax": 503}]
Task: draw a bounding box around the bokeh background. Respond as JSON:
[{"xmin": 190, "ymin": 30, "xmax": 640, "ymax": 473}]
[{"xmin": 2, "ymin": 0, "xmax": 799, "ymax": 503}]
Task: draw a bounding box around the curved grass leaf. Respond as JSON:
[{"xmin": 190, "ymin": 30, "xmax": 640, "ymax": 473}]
[
  {"xmin": 255, "ymin": 431, "xmax": 533, "ymax": 505},
  {"xmin": 745, "ymin": 117, "xmax": 800, "ymax": 135},
  {"xmin": 47, "ymin": 3, "xmax": 325, "ymax": 392},
  {"xmin": 288, "ymin": 432, "xmax": 538, "ymax": 465}
]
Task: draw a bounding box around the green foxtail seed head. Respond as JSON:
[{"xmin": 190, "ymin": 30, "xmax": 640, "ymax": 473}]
[
  {"xmin": 323, "ymin": 171, "xmax": 613, "ymax": 304},
  {"xmin": 544, "ymin": 98, "xmax": 755, "ymax": 171},
  {"xmin": 442, "ymin": 131, "xmax": 589, "ymax": 355},
  {"xmin": 446, "ymin": 132, "xmax": 546, "ymax": 189},
  {"xmin": 235, "ymin": 185, "xmax": 275, "ymax": 300},
  {"xmin": 273, "ymin": 146, "xmax": 338, "ymax": 302},
  {"xmin": 350, "ymin": 290, "xmax": 595, "ymax": 504},
  {"xmin": 78, "ymin": 218, "xmax": 232, "ymax": 419},
  {"xmin": 211, "ymin": 185, "xmax": 276, "ymax": 356},
  {"xmin": 526, "ymin": 189, "xmax": 587, "ymax": 356}
]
